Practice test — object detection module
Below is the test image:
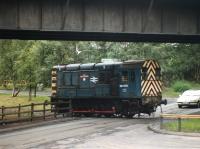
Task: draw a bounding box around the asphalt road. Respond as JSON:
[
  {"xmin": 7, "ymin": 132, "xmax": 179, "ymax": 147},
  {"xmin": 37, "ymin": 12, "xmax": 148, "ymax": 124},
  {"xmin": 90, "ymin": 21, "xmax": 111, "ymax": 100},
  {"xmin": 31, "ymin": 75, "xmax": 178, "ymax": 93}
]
[{"xmin": 0, "ymin": 99, "xmax": 200, "ymax": 149}]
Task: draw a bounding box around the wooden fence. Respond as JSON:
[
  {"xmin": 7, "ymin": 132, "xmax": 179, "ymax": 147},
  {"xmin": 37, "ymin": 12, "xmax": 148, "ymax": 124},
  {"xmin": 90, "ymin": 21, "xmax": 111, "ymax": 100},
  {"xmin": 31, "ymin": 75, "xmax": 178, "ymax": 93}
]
[
  {"xmin": 0, "ymin": 100, "xmax": 71, "ymax": 124},
  {"xmin": 160, "ymin": 114, "xmax": 200, "ymax": 132}
]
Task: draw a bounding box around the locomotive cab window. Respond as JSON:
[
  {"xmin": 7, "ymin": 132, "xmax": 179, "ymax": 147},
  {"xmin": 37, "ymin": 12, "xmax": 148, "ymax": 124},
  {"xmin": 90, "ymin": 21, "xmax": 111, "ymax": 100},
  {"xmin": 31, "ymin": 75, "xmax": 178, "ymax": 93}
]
[
  {"xmin": 121, "ymin": 71, "xmax": 128, "ymax": 83},
  {"xmin": 142, "ymin": 67, "xmax": 147, "ymax": 80}
]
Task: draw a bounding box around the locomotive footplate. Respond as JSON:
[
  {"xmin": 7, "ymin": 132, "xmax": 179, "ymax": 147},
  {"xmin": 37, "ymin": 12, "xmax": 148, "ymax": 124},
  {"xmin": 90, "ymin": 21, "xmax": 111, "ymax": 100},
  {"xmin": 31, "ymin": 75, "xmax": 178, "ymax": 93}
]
[{"xmin": 72, "ymin": 107, "xmax": 116, "ymax": 114}]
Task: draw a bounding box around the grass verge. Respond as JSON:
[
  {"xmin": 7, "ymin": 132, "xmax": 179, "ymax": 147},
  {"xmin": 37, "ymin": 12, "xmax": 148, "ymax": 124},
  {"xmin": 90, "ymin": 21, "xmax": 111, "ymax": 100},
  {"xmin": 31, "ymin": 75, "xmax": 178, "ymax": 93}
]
[
  {"xmin": 162, "ymin": 87, "xmax": 180, "ymax": 98},
  {"xmin": 0, "ymin": 93, "xmax": 50, "ymax": 107},
  {"xmin": 163, "ymin": 119, "xmax": 200, "ymax": 133},
  {"xmin": 163, "ymin": 81, "xmax": 200, "ymax": 98}
]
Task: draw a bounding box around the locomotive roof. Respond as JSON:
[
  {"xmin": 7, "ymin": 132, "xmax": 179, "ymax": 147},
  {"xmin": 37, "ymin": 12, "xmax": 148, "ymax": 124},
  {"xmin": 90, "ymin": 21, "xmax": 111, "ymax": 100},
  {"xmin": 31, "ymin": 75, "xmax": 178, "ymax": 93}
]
[
  {"xmin": 124, "ymin": 60, "xmax": 145, "ymax": 65},
  {"xmin": 53, "ymin": 59, "xmax": 146, "ymax": 70},
  {"xmin": 95, "ymin": 62, "xmax": 123, "ymax": 67}
]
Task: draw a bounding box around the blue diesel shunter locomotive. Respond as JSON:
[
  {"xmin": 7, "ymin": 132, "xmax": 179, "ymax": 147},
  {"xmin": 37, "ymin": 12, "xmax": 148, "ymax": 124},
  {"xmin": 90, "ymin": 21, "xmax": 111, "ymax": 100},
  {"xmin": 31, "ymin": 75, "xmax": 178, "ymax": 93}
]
[{"xmin": 51, "ymin": 59, "xmax": 167, "ymax": 117}]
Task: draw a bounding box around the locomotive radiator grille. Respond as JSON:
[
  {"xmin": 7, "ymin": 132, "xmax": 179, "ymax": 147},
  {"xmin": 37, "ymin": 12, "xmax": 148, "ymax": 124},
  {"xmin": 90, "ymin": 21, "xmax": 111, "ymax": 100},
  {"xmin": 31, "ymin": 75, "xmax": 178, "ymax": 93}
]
[{"xmin": 141, "ymin": 60, "xmax": 162, "ymax": 97}]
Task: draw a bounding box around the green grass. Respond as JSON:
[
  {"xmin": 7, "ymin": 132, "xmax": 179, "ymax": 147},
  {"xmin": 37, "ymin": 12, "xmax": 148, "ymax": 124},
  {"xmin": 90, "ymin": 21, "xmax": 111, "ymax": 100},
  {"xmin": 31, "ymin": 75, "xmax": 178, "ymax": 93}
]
[
  {"xmin": 162, "ymin": 87, "xmax": 180, "ymax": 98},
  {"xmin": 163, "ymin": 119, "xmax": 200, "ymax": 133},
  {"xmin": 0, "ymin": 93, "xmax": 50, "ymax": 107},
  {"xmin": 163, "ymin": 81, "xmax": 200, "ymax": 98},
  {"xmin": 192, "ymin": 83, "xmax": 200, "ymax": 89}
]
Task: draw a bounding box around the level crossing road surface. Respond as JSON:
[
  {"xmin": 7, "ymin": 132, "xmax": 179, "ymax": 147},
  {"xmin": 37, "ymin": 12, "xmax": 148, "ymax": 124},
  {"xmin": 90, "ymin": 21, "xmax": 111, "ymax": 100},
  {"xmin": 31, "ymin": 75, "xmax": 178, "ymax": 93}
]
[{"xmin": 0, "ymin": 98, "xmax": 200, "ymax": 149}]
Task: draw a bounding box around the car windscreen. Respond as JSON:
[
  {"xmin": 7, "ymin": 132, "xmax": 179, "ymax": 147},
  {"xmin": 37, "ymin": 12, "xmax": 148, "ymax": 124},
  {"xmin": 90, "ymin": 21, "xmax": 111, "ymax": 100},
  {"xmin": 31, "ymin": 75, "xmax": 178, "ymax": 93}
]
[{"xmin": 182, "ymin": 91, "xmax": 200, "ymax": 96}]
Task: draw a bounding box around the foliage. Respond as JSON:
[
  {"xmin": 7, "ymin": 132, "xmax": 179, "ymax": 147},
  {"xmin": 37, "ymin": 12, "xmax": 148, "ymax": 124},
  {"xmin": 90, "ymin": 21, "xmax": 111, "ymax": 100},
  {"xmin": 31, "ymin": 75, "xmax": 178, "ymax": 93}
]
[
  {"xmin": 0, "ymin": 40, "xmax": 200, "ymax": 91},
  {"xmin": 172, "ymin": 80, "xmax": 192, "ymax": 92},
  {"xmin": 0, "ymin": 40, "xmax": 32, "ymax": 96}
]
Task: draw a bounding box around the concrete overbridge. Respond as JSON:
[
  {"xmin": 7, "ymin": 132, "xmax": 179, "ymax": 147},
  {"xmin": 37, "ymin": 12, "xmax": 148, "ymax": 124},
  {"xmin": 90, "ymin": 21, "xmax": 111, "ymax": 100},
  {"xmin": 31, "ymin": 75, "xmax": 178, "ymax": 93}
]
[{"xmin": 0, "ymin": 0, "xmax": 200, "ymax": 42}]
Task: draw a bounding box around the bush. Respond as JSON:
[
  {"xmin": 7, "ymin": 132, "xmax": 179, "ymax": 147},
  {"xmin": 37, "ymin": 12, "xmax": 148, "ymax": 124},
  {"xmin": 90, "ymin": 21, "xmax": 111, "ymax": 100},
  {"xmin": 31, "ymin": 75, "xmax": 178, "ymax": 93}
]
[{"xmin": 172, "ymin": 80, "xmax": 192, "ymax": 92}]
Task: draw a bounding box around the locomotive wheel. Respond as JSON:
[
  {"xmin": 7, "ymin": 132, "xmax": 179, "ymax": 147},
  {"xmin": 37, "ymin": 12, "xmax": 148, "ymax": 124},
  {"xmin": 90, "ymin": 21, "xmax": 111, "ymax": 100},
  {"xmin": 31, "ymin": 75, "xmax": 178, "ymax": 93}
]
[
  {"xmin": 104, "ymin": 114, "xmax": 112, "ymax": 118},
  {"xmin": 127, "ymin": 114, "xmax": 134, "ymax": 118},
  {"xmin": 178, "ymin": 105, "xmax": 182, "ymax": 108},
  {"xmin": 73, "ymin": 113, "xmax": 81, "ymax": 117},
  {"xmin": 84, "ymin": 113, "xmax": 92, "ymax": 117}
]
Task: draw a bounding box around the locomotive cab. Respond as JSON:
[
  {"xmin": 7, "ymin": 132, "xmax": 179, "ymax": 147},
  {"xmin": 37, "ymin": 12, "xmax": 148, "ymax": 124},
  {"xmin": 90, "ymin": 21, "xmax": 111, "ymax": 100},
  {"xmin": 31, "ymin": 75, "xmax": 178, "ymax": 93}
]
[{"xmin": 119, "ymin": 68, "xmax": 141, "ymax": 98}]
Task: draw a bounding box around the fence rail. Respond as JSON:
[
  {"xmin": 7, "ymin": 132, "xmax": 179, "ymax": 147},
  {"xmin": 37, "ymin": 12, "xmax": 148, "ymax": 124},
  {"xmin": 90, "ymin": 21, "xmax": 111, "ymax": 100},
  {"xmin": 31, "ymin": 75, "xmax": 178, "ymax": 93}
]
[
  {"xmin": 160, "ymin": 114, "xmax": 200, "ymax": 132},
  {"xmin": 0, "ymin": 100, "xmax": 71, "ymax": 124}
]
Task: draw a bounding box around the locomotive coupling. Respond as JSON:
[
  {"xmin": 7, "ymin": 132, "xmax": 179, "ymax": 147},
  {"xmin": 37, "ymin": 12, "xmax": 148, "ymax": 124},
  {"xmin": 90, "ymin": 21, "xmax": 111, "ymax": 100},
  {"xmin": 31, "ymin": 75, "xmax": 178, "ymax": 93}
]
[{"xmin": 160, "ymin": 99, "xmax": 167, "ymax": 105}]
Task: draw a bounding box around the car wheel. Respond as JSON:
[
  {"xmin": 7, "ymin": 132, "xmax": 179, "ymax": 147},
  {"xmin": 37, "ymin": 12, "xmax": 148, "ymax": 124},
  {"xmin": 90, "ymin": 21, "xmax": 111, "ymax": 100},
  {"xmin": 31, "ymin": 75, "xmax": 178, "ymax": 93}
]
[
  {"xmin": 197, "ymin": 102, "xmax": 200, "ymax": 108},
  {"xmin": 178, "ymin": 105, "xmax": 182, "ymax": 108}
]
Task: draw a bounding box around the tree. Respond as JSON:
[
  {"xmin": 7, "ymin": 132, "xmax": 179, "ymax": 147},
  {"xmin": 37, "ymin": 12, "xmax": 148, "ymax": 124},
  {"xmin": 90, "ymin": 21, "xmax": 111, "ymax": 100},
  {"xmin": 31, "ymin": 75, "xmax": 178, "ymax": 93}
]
[
  {"xmin": 0, "ymin": 40, "xmax": 30, "ymax": 96},
  {"xmin": 17, "ymin": 41, "xmax": 38, "ymax": 100}
]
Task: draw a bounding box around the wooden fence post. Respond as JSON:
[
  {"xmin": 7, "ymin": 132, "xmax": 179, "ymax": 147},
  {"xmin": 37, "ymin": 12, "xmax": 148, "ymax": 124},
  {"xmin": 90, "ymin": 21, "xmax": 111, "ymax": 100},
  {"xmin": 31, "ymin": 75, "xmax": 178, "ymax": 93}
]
[
  {"xmin": 31, "ymin": 103, "xmax": 34, "ymax": 121},
  {"xmin": 54, "ymin": 103, "xmax": 57, "ymax": 119},
  {"xmin": 69, "ymin": 99, "xmax": 72, "ymax": 117},
  {"xmin": 43, "ymin": 101, "xmax": 46, "ymax": 120},
  {"xmin": 178, "ymin": 118, "xmax": 181, "ymax": 132},
  {"xmin": 160, "ymin": 115, "xmax": 163, "ymax": 129},
  {"xmin": 1, "ymin": 106, "xmax": 4, "ymax": 121},
  {"xmin": 18, "ymin": 104, "xmax": 21, "ymax": 120}
]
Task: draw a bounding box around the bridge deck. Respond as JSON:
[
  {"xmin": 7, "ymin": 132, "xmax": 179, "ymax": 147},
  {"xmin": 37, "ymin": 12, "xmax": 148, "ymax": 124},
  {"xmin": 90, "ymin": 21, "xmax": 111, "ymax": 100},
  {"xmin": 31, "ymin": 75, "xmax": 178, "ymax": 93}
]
[{"xmin": 0, "ymin": 0, "xmax": 200, "ymax": 42}]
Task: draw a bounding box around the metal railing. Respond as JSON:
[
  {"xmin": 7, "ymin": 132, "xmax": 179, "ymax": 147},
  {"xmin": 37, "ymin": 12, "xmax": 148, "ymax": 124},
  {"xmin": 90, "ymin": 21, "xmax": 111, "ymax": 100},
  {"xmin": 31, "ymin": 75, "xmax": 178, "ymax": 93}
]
[
  {"xmin": 0, "ymin": 100, "xmax": 71, "ymax": 124},
  {"xmin": 160, "ymin": 114, "xmax": 200, "ymax": 132}
]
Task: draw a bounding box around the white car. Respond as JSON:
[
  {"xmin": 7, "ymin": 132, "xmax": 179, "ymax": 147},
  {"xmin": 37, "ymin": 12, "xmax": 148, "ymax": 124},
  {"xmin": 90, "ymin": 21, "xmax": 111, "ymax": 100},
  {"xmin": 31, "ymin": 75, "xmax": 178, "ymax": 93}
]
[{"xmin": 177, "ymin": 90, "xmax": 200, "ymax": 108}]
